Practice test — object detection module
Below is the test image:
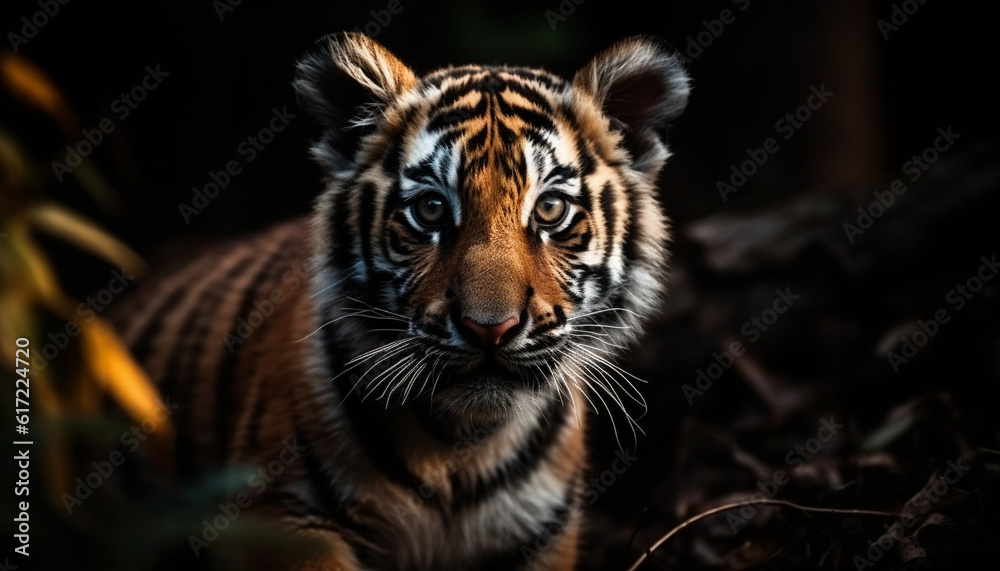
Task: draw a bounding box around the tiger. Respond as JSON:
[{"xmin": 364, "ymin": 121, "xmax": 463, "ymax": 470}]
[{"xmin": 109, "ymin": 32, "xmax": 689, "ymax": 570}]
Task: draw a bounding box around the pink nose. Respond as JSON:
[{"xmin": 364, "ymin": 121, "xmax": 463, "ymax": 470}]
[{"xmin": 461, "ymin": 316, "xmax": 519, "ymax": 347}]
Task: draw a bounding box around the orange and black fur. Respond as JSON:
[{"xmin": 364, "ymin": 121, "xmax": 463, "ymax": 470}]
[{"xmin": 110, "ymin": 33, "xmax": 689, "ymax": 570}]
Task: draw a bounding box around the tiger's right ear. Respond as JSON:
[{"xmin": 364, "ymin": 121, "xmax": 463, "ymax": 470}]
[
  {"xmin": 293, "ymin": 32, "xmax": 416, "ymax": 170},
  {"xmin": 574, "ymin": 36, "xmax": 690, "ymax": 179}
]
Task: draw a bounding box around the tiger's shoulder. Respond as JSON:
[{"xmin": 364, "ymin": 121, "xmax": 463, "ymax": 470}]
[{"xmin": 108, "ymin": 218, "xmax": 322, "ymax": 472}]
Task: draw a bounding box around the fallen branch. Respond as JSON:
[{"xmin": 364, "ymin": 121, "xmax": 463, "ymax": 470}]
[{"xmin": 624, "ymin": 499, "xmax": 898, "ymax": 571}]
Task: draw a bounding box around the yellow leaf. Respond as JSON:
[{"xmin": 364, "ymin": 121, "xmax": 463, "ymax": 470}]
[
  {"xmin": 83, "ymin": 317, "xmax": 174, "ymax": 443},
  {"xmin": 0, "ymin": 52, "xmax": 78, "ymax": 134},
  {"xmin": 30, "ymin": 203, "xmax": 146, "ymax": 277},
  {"xmin": 4, "ymin": 220, "xmax": 67, "ymax": 309}
]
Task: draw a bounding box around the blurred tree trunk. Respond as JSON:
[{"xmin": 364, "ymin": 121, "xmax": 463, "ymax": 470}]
[{"xmin": 811, "ymin": 0, "xmax": 886, "ymax": 191}]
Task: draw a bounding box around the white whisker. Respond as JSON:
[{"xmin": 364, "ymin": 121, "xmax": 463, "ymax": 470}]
[{"xmin": 567, "ymin": 306, "xmax": 641, "ymax": 322}]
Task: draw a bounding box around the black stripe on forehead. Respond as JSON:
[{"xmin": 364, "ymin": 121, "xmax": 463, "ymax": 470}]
[
  {"xmin": 459, "ymin": 130, "xmax": 526, "ymax": 186},
  {"xmin": 426, "ymin": 67, "xmax": 562, "ymax": 125},
  {"xmin": 498, "ymin": 79, "xmax": 556, "ymax": 114},
  {"xmin": 402, "ymin": 161, "xmax": 437, "ymax": 186},
  {"xmin": 543, "ymin": 164, "xmax": 577, "ymax": 184},
  {"xmin": 456, "ymin": 99, "xmax": 558, "ymax": 186},
  {"xmin": 505, "ymin": 66, "xmax": 563, "ymax": 90},
  {"xmin": 496, "ymin": 95, "xmax": 555, "ymax": 132},
  {"xmin": 424, "ymin": 64, "xmax": 564, "ymax": 90},
  {"xmin": 427, "ymin": 96, "xmax": 489, "ymax": 132},
  {"xmin": 465, "ymin": 128, "xmax": 488, "ymax": 153},
  {"xmin": 422, "ymin": 65, "xmax": 487, "ymax": 87}
]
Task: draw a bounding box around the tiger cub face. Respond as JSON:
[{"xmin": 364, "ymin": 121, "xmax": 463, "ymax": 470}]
[{"xmin": 295, "ymin": 33, "xmax": 688, "ymax": 425}]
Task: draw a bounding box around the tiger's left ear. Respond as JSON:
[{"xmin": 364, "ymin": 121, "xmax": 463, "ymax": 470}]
[
  {"xmin": 574, "ymin": 36, "xmax": 690, "ymax": 178},
  {"xmin": 293, "ymin": 32, "xmax": 417, "ymax": 171}
]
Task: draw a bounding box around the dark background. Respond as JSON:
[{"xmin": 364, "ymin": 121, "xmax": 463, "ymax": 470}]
[
  {"xmin": 3, "ymin": 0, "xmax": 999, "ymax": 569},
  {"xmin": 4, "ymin": 0, "xmax": 995, "ymax": 244}
]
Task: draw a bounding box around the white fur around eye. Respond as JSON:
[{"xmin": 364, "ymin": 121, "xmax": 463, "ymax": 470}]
[
  {"xmin": 401, "ymin": 129, "xmax": 463, "ymax": 225},
  {"xmin": 521, "ymin": 139, "xmax": 582, "ymax": 227}
]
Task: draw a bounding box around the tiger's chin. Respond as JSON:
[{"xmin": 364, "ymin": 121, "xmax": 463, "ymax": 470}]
[{"xmin": 420, "ymin": 361, "xmax": 561, "ymax": 429}]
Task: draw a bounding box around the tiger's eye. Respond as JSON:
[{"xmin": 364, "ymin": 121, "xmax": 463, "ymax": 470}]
[
  {"xmin": 414, "ymin": 193, "xmax": 447, "ymax": 226},
  {"xmin": 534, "ymin": 194, "xmax": 567, "ymax": 226}
]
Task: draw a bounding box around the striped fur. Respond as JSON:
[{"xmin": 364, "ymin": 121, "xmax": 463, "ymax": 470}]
[{"xmin": 110, "ymin": 33, "xmax": 688, "ymax": 570}]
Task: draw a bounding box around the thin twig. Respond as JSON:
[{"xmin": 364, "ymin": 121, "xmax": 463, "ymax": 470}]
[{"xmin": 624, "ymin": 499, "xmax": 898, "ymax": 571}]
